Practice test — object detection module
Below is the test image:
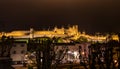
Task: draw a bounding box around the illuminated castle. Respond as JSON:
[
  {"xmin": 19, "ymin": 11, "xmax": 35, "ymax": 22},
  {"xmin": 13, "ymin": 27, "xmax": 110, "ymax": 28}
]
[{"xmin": 0, "ymin": 25, "xmax": 119, "ymax": 42}]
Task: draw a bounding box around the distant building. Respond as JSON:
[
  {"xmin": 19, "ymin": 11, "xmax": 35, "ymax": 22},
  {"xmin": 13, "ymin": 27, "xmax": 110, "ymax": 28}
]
[
  {"xmin": 54, "ymin": 42, "xmax": 91, "ymax": 64},
  {"xmin": 10, "ymin": 41, "xmax": 27, "ymax": 65}
]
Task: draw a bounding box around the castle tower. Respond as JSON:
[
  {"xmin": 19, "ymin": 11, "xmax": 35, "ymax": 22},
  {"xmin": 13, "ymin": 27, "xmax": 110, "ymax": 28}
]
[{"xmin": 30, "ymin": 28, "xmax": 34, "ymax": 38}]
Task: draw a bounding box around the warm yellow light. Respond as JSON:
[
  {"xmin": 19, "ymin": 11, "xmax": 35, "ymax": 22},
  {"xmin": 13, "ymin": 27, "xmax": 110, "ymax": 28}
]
[
  {"xmin": 6, "ymin": 31, "xmax": 26, "ymax": 36},
  {"xmin": 81, "ymin": 52, "xmax": 85, "ymax": 55}
]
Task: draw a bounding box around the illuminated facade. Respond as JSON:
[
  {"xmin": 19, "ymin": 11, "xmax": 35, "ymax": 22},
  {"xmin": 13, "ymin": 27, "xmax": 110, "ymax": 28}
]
[
  {"xmin": 54, "ymin": 43, "xmax": 91, "ymax": 64},
  {"xmin": 0, "ymin": 25, "xmax": 118, "ymax": 42},
  {"xmin": 10, "ymin": 41, "xmax": 27, "ymax": 64}
]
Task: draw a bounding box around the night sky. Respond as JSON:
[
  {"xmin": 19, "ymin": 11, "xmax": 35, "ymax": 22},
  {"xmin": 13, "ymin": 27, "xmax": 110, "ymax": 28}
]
[{"xmin": 0, "ymin": 0, "xmax": 120, "ymax": 34}]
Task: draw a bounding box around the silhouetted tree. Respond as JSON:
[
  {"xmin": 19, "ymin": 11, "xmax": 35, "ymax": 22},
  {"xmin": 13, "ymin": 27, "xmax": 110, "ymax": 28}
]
[
  {"xmin": 0, "ymin": 35, "xmax": 14, "ymax": 69},
  {"xmin": 0, "ymin": 35, "xmax": 14, "ymax": 57},
  {"xmin": 27, "ymin": 37, "xmax": 54, "ymax": 69},
  {"xmin": 118, "ymin": 33, "xmax": 120, "ymax": 69}
]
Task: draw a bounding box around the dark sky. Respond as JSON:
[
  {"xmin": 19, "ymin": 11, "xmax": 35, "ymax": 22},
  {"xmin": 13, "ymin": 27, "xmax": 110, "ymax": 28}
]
[{"xmin": 0, "ymin": 0, "xmax": 120, "ymax": 34}]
